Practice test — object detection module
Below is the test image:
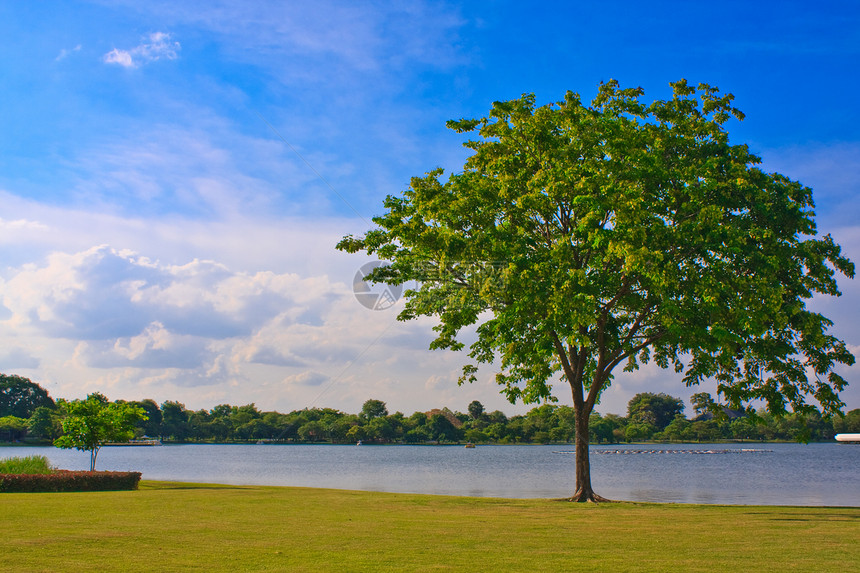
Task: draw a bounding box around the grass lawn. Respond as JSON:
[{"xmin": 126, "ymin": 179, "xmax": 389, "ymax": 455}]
[{"xmin": 1, "ymin": 481, "xmax": 856, "ymax": 572}]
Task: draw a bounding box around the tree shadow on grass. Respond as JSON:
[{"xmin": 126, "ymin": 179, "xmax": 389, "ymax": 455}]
[
  {"xmin": 138, "ymin": 481, "xmax": 251, "ymax": 491},
  {"xmin": 742, "ymin": 510, "xmax": 860, "ymax": 522}
]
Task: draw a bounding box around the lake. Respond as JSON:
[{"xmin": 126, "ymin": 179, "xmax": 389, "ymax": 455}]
[{"xmin": 3, "ymin": 442, "xmax": 858, "ymax": 506}]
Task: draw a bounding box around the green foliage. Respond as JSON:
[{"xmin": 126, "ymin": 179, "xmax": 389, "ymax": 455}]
[
  {"xmin": 360, "ymin": 399, "xmax": 389, "ymax": 420},
  {"xmin": 655, "ymin": 414, "xmax": 691, "ymax": 441},
  {"xmin": 0, "ymin": 415, "xmax": 28, "ymax": 441},
  {"xmin": 159, "ymin": 400, "xmax": 190, "ymax": 441},
  {"xmin": 589, "ymin": 413, "xmax": 623, "ymax": 443},
  {"xmin": 690, "ymin": 392, "xmax": 717, "ymax": 417},
  {"xmin": 27, "ymin": 406, "xmax": 63, "ymax": 440},
  {"xmin": 338, "ymin": 79, "xmax": 854, "ymax": 499},
  {"xmin": 53, "ymin": 393, "xmax": 147, "ymax": 471},
  {"xmin": 467, "ymin": 400, "xmax": 485, "ymax": 420},
  {"xmin": 624, "ymin": 422, "xmax": 657, "ymax": 442},
  {"xmin": 132, "ymin": 399, "xmax": 162, "ymax": 437},
  {"xmin": 428, "ymin": 412, "xmax": 462, "ymax": 442},
  {"xmin": 833, "ymin": 408, "xmax": 860, "ymax": 434},
  {"xmin": 627, "ymin": 392, "xmax": 685, "ymax": 430},
  {"xmin": 0, "ymin": 374, "xmax": 55, "ymax": 418},
  {"xmin": 297, "ymin": 420, "xmax": 326, "ymax": 442},
  {"xmin": 8, "ymin": 382, "xmax": 850, "ymax": 446},
  {"xmin": 5, "ymin": 376, "xmax": 847, "ymax": 447},
  {"xmin": 0, "ymin": 455, "xmax": 53, "ymax": 474}
]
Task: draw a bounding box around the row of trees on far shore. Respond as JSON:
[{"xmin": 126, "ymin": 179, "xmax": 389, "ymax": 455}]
[{"xmin": 3, "ymin": 374, "xmax": 859, "ymax": 445}]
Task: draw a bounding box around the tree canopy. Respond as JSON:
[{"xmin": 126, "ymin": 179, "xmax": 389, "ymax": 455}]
[
  {"xmin": 360, "ymin": 399, "xmax": 389, "ymax": 420},
  {"xmin": 468, "ymin": 400, "xmax": 485, "ymax": 420},
  {"xmin": 53, "ymin": 393, "xmax": 147, "ymax": 471},
  {"xmin": 627, "ymin": 392, "xmax": 685, "ymax": 430},
  {"xmin": 338, "ymin": 79, "xmax": 854, "ymax": 501},
  {"xmin": 0, "ymin": 374, "xmax": 54, "ymax": 418}
]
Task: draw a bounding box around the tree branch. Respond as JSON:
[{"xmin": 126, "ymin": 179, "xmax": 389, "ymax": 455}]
[{"xmin": 551, "ymin": 331, "xmax": 584, "ymax": 409}]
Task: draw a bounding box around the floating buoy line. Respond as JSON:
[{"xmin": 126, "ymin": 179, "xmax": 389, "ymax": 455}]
[{"xmin": 553, "ymin": 448, "xmax": 773, "ymax": 455}]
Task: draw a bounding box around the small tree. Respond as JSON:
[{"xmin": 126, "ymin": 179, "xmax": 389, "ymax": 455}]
[{"xmin": 54, "ymin": 393, "xmax": 147, "ymax": 471}]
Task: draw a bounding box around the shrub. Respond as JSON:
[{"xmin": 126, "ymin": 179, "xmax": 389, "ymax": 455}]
[{"xmin": 0, "ymin": 470, "xmax": 142, "ymax": 493}]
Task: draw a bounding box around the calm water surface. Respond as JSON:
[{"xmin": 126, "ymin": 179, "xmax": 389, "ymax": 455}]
[{"xmin": 4, "ymin": 442, "xmax": 857, "ymax": 506}]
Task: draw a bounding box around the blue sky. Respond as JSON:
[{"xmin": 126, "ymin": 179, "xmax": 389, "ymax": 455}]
[{"xmin": 1, "ymin": 1, "xmax": 858, "ymax": 416}]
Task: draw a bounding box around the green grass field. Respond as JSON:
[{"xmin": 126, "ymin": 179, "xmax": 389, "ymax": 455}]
[{"xmin": 1, "ymin": 481, "xmax": 856, "ymax": 572}]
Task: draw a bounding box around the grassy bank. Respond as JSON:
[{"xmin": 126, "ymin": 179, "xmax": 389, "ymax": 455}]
[
  {"xmin": 0, "ymin": 454, "xmax": 52, "ymax": 474},
  {"xmin": 1, "ymin": 482, "xmax": 856, "ymax": 572}
]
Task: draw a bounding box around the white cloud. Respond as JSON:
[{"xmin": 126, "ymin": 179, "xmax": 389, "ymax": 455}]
[
  {"xmin": 0, "ymin": 217, "xmax": 48, "ymax": 231},
  {"xmin": 65, "ymin": 122, "xmax": 335, "ymax": 220},
  {"xmin": 0, "ymin": 346, "xmax": 40, "ymax": 369},
  {"xmin": 55, "ymin": 44, "xmax": 81, "ymax": 62},
  {"xmin": 284, "ymin": 371, "xmax": 328, "ymax": 387},
  {"xmin": 144, "ymin": 2, "xmax": 466, "ymax": 73},
  {"xmin": 0, "ymin": 245, "xmax": 334, "ymax": 341},
  {"xmin": 103, "ymin": 32, "xmax": 180, "ymax": 68},
  {"xmin": 135, "ymin": 32, "xmax": 180, "ymax": 61},
  {"xmin": 103, "ymin": 48, "xmax": 134, "ymax": 67},
  {"xmin": 4, "ymin": 4, "xmax": 858, "ymax": 418}
]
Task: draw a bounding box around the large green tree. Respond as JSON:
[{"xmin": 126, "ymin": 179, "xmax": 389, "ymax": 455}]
[
  {"xmin": 360, "ymin": 399, "xmax": 389, "ymax": 421},
  {"xmin": 54, "ymin": 393, "xmax": 147, "ymax": 471},
  {"xmin": 0, "ymin": 374, "xmax": 55, "ymax": 418},
  {"xmin": 160, "ymin": 400, "xmax": 190, "ymax": 442},
  {"xmin": 27, "ymin": 406, "xmax": 63, "ymax": 440},
  {"xmin": 627, "ymin": 392, "xmax": 685, "ymax": 430},
  {"xmin": 467, "ymin": 400, "xmax": 485, "ymax": 420},
  {"xmin": 338, "ymin": 80, "xmax": 854, "ymax": 501}
]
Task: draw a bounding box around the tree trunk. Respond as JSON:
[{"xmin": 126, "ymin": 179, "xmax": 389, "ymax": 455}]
[
  {"xmin": 553, "ymin": 334, "xmax": 611, "ymax": 502},
  {"xmin": 568, "ymin": 404, "xmax": 610, "ymax": 502},
  {"xmin": 90, "ymin": 446, "xmax": 100, "ymax": 472}
]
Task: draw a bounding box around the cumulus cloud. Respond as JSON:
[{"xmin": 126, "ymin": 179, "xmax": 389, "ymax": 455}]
[
  {"xmin": 244, "ymin": 346, "xmax": 307, "ymax": 367},
  {"xmin": 283, "ymin": 371, "xmax": 328, "ymax": 387},
  {"xmin": 103, "ymin": 48, "xmax": 134, "ymax": 67},
  {"xmin": 103, "ymin": 32, "xmax": 180, "ymax": 68},
  {"xmin": 0, "ymin": 241, "xmax": 380, "ymax": 400},
  {"xmin": 0, "ymin": 245, "xmax": 340, "ymax": 343},
  {"xmin": 0, "ymin": 346, "xmax": 40, "ymax": 369},
  {"xmin": 77, "ymin": 322, "xmax": 214, "ymax": 369}
]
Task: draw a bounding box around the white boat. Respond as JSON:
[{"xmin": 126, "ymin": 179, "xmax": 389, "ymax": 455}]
[{"xmin": 834, "ymin": 433, "xmax": 860, "ymax": 443}]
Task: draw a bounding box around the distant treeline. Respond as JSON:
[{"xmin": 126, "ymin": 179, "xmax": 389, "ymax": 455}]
[{"xmin": 2, "ymin": 374, "xmax": 859, "ymax": 444}]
